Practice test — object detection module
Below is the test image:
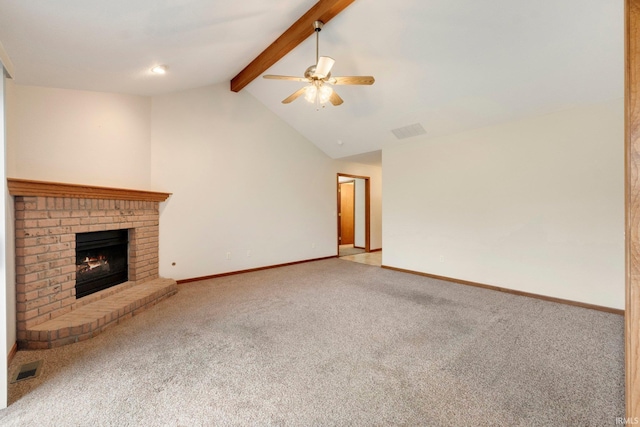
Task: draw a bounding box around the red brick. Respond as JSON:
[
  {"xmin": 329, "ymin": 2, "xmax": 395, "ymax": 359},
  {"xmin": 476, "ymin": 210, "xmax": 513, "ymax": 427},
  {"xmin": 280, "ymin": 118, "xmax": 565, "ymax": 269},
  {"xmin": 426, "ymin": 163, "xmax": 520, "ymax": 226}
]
[
  {"xmin": 44, "ymin": 269, "xmax": 63, "ymax": 280},
  {"xmin": 38, "ymin": 298, "xmax": 60, "ymax": 316},
  {"xmin": 61, "ymin": 281, "xmax": 75, "ymax": 291},
  {"xmin": 25, "ymin": 279, "xmax": 50, "ymax": 292},
  {"xmin": 49, "ymin": 275, "xmax": 71, "ymax": 286},
  {"xmin": 48, "ymin": 243, "xmax": 71, "ymax": 252},
  {"xmin": 37, "ymin": 252, "xmax": 61, "ymax": 262},
  {"xmin": 48, "ymin": 210, "xmax": 70, "ymax": 219},
  {"xmin": 60, "ymin": 249, "xmax": 75, "ymax": 258},
  {"xmin": 35, "ymin": 236, "xmax": 59, "ymax": 245},
  {"xmin": 25, "ymin": 263, "xmax": 49, "ymax": 274},
  {"xmin": 60, "ymin": 264, "xmax": 76, "ymax": 275},
  {"xmin": 46, "ymin": 226, "xmax": 73, "ymax": 235},
  {"xmin": 24, "ymin": 211, "xmax": 50, "ymax": 220},
  {"xmin": 37, "ymin": 218, "xmax": 61, "ymax": 228},
  {"xmin": 16, "ymin": 290, "xmax": 38, "ymax": 303},
  {"xmin": 70, "ymin": 210, "xmax": 89, "ymax": 218},
  {"xmin": 60, "ymin": 234, "xmax": 75, "ymax": 243},
  {"xmin": 51, "ymin": 290, "xmax": 72, "ymax": 302},
  {"xmin": 37, "ymin": 286, "xmax": 58, "ymax": 298},
  {"xmin": 50, "ymin": 306, "xmax": 73, "ymax": 319},
  {"xmin": 35, "ymin": 197, "xmax": 46, "ymax": 210},
  {"xmin": 23, "ymin": 228, "xmax": 49, "ymax": 237},
  {"xmin": 49, "ymin": 257, "xmax": 73, "ymax": 268},
  {"xmin": 23, "ymin": 245, "xmax": 48, "ymax": 256},
  {"xmin": 22, "ymin": 308, "xmax": 39, "ymax": 321}
]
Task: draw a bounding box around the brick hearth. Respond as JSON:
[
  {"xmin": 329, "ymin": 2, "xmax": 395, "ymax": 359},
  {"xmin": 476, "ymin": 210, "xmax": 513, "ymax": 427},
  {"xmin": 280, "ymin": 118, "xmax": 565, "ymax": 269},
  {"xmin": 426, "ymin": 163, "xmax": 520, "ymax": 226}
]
[{"xmin": 8, "ymin": 178, "xmax": 176, "ymax": 349}]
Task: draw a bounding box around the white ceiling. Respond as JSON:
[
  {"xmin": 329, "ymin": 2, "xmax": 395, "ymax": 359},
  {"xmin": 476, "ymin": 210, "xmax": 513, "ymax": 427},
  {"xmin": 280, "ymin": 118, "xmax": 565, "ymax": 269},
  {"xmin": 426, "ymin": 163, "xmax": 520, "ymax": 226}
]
[{"xmin": 0, "ymin": 0, "xmax": 623, "ymax": 161}]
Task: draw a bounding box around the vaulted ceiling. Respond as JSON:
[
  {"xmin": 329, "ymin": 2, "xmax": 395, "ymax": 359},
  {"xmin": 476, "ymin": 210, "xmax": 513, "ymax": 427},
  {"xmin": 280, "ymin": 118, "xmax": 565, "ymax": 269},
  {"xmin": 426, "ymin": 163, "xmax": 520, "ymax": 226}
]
[{"xmin": 0, "ymin": 0, "xmax": 623, "ymax": 162}]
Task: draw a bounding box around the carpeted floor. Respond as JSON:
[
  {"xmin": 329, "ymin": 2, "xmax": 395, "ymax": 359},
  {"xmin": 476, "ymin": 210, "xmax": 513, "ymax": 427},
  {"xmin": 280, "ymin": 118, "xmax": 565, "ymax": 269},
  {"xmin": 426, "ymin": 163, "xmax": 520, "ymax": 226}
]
[{"xmin": 1, "ymin": 259, "xmax": 624, "ymax": 426}]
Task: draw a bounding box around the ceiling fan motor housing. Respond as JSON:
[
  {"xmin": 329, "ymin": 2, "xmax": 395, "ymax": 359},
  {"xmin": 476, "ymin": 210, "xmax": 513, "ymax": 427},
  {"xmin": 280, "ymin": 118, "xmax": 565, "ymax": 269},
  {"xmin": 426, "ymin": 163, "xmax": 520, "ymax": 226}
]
[{"xmin": 305, "ymin": 65, "xmax": 331, "ymax": 80}]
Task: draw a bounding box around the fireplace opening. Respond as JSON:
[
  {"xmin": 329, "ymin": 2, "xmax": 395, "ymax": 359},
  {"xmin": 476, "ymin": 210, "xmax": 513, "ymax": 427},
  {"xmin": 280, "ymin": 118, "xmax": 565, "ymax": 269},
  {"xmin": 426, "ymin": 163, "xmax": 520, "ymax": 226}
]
[{"xmin": 75, "ymin": 229, "xmax": 129, "ymax": 299}]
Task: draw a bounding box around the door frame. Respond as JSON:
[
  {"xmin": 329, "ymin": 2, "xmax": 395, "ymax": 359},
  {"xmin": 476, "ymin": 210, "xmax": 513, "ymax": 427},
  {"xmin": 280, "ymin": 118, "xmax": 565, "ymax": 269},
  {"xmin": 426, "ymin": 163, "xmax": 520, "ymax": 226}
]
[
  {"xmin": 626, "ymin": 0, "xmax": 640, "ymax": 417},
  {"xmin": 337, "ymin": 173, "xmax": 371, "ymax": 254}
]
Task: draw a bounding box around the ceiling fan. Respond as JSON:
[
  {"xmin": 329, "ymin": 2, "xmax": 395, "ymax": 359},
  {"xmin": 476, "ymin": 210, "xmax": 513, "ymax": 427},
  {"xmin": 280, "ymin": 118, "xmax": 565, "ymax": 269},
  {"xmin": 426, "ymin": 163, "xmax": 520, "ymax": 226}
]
[{"xmin": 263, "ymin": 20, "xmax": 375, "ymax": 108}]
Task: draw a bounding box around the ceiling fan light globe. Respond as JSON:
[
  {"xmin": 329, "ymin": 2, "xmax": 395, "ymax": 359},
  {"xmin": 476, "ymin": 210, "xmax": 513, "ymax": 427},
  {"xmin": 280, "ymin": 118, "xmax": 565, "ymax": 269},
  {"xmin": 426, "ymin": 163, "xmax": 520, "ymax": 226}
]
[
  {"xmin": 304, "ymin": 85, "xmax": 318, "ymax": 103},
  {"xmin": 318, "ymin": 85, "xmax": 333, "ymax": 104}
]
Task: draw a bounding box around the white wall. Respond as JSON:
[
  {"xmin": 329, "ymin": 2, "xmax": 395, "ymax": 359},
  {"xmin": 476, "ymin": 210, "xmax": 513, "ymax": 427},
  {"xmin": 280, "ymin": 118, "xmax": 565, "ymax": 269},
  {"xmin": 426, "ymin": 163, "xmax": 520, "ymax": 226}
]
[
  {"xmin": 6, "ymin": 83, "xmax": 151, "ymax": 189},
  {"xmin": 354, "ymin": 178, "xmax": 366, "ymax": 248},
  {"xmin": 383, "ymin": 99, "xmax": 624, "ymax": 309},
  {"xmin": 151, "ymin": 83, "xmax": 382, "ymax": 280}
]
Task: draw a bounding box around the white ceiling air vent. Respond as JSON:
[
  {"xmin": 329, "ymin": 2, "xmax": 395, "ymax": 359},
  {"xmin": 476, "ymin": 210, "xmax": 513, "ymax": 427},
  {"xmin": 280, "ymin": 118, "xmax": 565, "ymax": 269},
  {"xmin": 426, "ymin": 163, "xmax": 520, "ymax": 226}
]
[{"xmin": 391, "ymin": 123, "xmax": 426, "ymax": 140}]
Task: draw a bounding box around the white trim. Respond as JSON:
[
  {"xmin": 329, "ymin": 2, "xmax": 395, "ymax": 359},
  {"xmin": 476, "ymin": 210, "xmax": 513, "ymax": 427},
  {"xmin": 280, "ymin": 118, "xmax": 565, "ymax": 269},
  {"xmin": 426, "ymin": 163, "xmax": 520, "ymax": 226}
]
[{"xmin": 0, "ymin": 58, "xmax": 9, "ymax": 409}]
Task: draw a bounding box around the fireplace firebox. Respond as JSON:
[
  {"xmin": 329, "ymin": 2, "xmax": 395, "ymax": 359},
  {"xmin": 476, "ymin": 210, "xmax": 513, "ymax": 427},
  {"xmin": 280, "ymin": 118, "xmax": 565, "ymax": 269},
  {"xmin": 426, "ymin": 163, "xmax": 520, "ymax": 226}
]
[{"xmin": 76, "ymin": 229, "xmax": 129, "ymax": 299}]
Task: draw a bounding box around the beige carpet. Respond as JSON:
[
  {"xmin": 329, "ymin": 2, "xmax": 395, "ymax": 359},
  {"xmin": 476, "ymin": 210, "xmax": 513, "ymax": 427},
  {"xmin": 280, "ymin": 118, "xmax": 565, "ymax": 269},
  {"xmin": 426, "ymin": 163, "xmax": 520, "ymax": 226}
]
[{"xmin": 1, "ymin": 259, "xmax": 624, "ymax": 426}]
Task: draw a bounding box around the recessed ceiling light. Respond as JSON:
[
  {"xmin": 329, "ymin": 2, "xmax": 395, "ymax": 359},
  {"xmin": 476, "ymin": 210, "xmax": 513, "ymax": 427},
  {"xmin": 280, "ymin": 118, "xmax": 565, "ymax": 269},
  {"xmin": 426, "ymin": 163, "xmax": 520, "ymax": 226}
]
[{"xmin": 151, "ymin": 65, "xmax": 167, "ymax": 75}]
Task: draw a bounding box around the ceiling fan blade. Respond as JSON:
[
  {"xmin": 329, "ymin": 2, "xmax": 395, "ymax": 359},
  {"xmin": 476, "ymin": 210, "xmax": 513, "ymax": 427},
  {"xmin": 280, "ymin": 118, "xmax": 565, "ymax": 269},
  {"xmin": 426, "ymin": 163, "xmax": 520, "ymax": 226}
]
[
  {"xmin": 282, "ymin": 87, "xmax": 308, "ymax": 104},
  {"xmin": 331, "ymin": 76, "xmax": 375, "ymax": 85},
  {"xmin": 315, "ymin": 56, "xmax": 335, "ymax": 78},
  {"xmin": 329, "ymin": 89, "xmax": 344, "ymax": 106},
  {"xmin": 263, "ymin": 75, "xmax": 309, "ymax": 82}
]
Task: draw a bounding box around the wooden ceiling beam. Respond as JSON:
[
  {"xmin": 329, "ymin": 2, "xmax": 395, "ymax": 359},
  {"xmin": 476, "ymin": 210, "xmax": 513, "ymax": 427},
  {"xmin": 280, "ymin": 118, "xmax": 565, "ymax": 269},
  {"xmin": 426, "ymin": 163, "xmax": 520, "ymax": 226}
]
[{"xmin": 230, "ymin": 0, "xmax": 355, "ymax": 93}]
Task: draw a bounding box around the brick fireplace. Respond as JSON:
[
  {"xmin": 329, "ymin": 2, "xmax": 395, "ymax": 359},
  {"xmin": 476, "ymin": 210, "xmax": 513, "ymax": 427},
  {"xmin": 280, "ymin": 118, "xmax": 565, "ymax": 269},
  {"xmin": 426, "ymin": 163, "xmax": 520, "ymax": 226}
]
[{"xmin": 8, "ymin": 178, "xmax": 177, "ymax": 349}]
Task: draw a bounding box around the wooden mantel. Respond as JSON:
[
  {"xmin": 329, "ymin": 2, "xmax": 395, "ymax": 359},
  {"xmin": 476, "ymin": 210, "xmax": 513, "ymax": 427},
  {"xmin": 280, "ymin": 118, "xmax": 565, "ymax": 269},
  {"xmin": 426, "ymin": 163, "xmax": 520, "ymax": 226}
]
[{"xmin": 7, "ymin": 178, "xmax": 171, "ymax": 202}]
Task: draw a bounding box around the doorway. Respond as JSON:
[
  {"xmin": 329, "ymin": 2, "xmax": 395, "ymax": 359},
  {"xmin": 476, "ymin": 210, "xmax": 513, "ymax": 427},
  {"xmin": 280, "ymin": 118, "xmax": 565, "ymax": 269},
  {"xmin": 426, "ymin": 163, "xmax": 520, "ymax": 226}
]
[{"xmin": 337, "ymin": 174, "xmax": 370, "ymax": 257}]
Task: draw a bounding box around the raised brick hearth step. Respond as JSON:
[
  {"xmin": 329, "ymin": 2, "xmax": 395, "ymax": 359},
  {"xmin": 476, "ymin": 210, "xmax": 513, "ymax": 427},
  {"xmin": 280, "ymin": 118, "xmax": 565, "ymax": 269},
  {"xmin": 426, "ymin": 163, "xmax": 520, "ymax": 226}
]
[{"xmin": 21, "ymin": 278, "xmax": 177, "ymax": 349}]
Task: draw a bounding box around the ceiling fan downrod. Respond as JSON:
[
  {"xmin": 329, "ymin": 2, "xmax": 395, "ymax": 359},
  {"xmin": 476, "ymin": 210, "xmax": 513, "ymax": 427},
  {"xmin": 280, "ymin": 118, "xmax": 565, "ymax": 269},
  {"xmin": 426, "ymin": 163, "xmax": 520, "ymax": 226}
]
[{"xmin": 314, "ymin": 20, "xmax": 323, "ymax": 65}]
